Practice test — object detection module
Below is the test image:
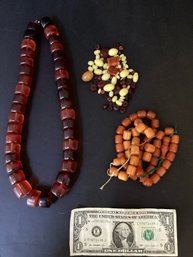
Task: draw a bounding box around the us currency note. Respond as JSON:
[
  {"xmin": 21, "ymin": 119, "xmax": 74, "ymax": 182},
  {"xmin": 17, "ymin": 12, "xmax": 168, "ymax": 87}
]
[{"xmin": 70, "ymin": 208, "xmax": 178, "ymax": 256}]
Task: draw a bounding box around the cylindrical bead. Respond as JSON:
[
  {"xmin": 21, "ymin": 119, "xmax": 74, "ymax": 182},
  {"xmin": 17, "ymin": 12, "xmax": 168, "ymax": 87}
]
[{"xmin": 13, "ymin": 180, "xmax": 32, "ymax": 198}]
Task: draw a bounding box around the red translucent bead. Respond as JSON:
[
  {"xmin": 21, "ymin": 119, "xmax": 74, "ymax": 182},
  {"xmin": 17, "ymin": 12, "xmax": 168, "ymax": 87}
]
[
  {"xmin": 11, "ymin": 103, "xmax": 26, "ymax": 114},
  {"xmin": 20, "ymin": 48, "xmax": 35, "ymax": 58},
  {"xmin": 7, "ymin": 123, "xmax": 23, "ymax": 134},
  {"xmin": 108, "ymin": 66, "xmax": 119, "ymax": 76},
  {"xmin": 51, "ymin": 182, "xmax": 68, "ymax": 198},
  {"xmin": 27, "ymin": 190, "xmax": 41, "ymax": 207},
  {"xmin": 13, "ymin": 180, "xmax": 32, "ymax": 198},
  {"xmin": 50, "ymin": 42, "xmax": 64, "ymax": 53},
  {"xmin": 107, "ymin": 56, "xmax": 120, "ymax": 67},
  {"xmin": 9, "ymin": 112, "xmax": 24, "ymax": 124},
  {"xmin": 6, "ymin": 160, "xmax": 23, "ymax": 174},
  {"xmin": 13, "ymin": 94, "xmax": 27, "ymax": 105},
  {"xmin": 9, "ymin": 170, "xmax": 25, "ymax": 185},
  {"xmin": 19, "ymin": 64, "xmax": 33, "ymax": 75},
  {"xmin": 21, "ymin": 38, "xmax": 36, "ymax": 51},
  {"xmin": 64, "ymin": 128, "xmax": 75, "ymax": 139},
  {"xmin": 63, "ymin": 139, "xmax": 78, "ymax": 151},
  {"xmin": 6, "ymin": 133, "xmax": 22, "ymax": 143},
  {"xmin": 57, "ymin": 172, "xmax": 72, "ymax": 187},
  {"xmin": 44, "ymin": 25, "xmax": 59, "ymax": 39},
  {"xmin": 55, "ymin": 69, "xmax": 69, "ymax": 80},
  {"xmin": 5, "ymin": 143, "xmax": 21, "ymax": 154},
  {"xmin": 15, "ymin": 84, "xmax": 30, "ymax": 97},
  {"xmin": 61, "ymin": 160, "xmax": 77, "ymax": 173},
  {"xmin": 20, "ymin": 56, "xmax": 34, "ymax": 67},
  {"xmin": 18, "ymin": 74, "xmax": 32, "ymax": 85},
  {"xmin": 60, "ymin": 108, "xmax": 75, "ymax": 120},
  {"xmin": 5, "ymin": 153, "xmax": 20, "ymax": 164}
]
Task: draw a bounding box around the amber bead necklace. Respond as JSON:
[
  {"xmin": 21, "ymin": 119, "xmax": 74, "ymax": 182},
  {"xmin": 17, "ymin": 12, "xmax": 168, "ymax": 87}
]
[
  {"xmin": 100, "ymin": 110, "xmax": 180, "ymax": 189},
  {"xmin": 5, "ymin": 17, "xmax": 78, "ymax": 207}
]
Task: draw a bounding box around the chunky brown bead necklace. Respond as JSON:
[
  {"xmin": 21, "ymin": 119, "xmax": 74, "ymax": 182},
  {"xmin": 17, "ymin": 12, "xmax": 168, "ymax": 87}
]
[
  {"xmin": 100, "ymin": 110, "xmax": 180, "ymax": 189},
  {"xmin": 5, "ymin": 17, "xmax": 78, "ymax": 207}
]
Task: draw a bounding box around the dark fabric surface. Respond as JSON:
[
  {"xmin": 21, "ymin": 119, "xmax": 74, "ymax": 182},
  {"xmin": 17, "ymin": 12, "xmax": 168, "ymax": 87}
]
[{"xmin": 0, "ymin": 0, "xmax": 193, "ymax": 256}]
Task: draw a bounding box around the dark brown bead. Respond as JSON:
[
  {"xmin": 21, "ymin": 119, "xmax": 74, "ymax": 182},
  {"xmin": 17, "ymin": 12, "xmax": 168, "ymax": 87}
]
[
  {"xmin": 51, "ymin": 182, "xmax": 68, "ymax": 198},
  {"xmin": 63, "ymin": 150, "xmax": 75, "ymax": 160},
  {"xmin": 62, "ymin": 119, "xmax": 75, "ymax": 129},
  {"xmin": 20, "ymin": 56, "xmax": 34, "ymax": 67},
  {"xmin": 61, "ymin": 160, "xmax": 77, "ymax": 173},
  {"xmin": 13, "ymin": 94, "xmax": 27, "ymax": 105},
  {"xmin": 64, "ymin": 128, "xmax": 75, "ymax": 139},
  {"xmin": 11, "ymin": 103, "xmax": 26, "ymax": 114},
  {"xmin": 6, "ymin": 160, "xmax": 23, "ymax": 174},
  {"xmin": 38, "ymin": 193, "xmax": 51, "ymax": 208},
  {"xmin": 63, "ymin": 139, "xmax": 78, "ymax": 151},
  {"xmin": 56, "ymin": 79, "xmax": 69, "ymax": 90},
  {"xmin": 5, "ymin": 153, "xmax": 20, "ymax": 164},
  {"xmin": 9, "ymin": 170, "xmax": 25, "ymax": 185},
  {"xmin": 60, "ymin": 98, "xmax": 73, "ymax": 109},
  {"xmin": 90, "ymin": 84, "xmax": 98, "ymax": 92},
  {"xmin": 13, "ymin": 180, "xmax": 32, "ymax": 198},
  {"xmin": 7, "ymin": 123, "xmax": 23, "ymax": 134},
  {"xmin": 54, "ymin": 59, "xmax": 66, "ymax": 71},
  {"xmin": 58, "ymin": 88, "xmax": 69, "ymax": 100},
  {"xmin": 57, "ymin": 172, "xmax": 72, "ymax": 187},
  {"xmin": 27, "ymin": 189, "xmax": 41, "ymax": 207},
  {"xmin": 52, "ymin": 50, "xmax": 64, "ymax": 61},
  {"xmin": 19, "ymin": 64, "xmax": 33, "ymax": 75},
  {"xmin": 50, "ymin": 42, "xmax": 64, "ymax": 53},
  {"xmin": 55, "ymin": 69, "xmax": 69, "ymax": 80},
  {"xmin": 49, "ymin": 35, "xmax": 60, "ymax": 45}
]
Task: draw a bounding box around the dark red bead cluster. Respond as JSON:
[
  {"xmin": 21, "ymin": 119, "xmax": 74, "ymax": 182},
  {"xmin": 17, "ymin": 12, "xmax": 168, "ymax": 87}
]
[{"xmin": 5, "ymin": 17, "xmax": 78, "ymax": 207}]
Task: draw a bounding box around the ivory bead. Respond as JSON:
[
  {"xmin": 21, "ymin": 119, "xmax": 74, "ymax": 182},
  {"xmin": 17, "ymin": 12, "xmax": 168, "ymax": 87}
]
[
  {"xmin": 151, "ymin": 174, "xmax": 160, "ymax": 184},
  {"xmin": 115, "ymin": 143, "xmax": 124, "ymax": 153},
  {"xmin": 147, "ymin": 111, "xmax": 156, "ymax": 120},
  {"xmin": 144, "ymin": 127, "xmax": 155, "ymax": 139},
  {"xmin": 131, "ymin": 137, "xmax": 140, "ymax": 145},
  {"xmin": 156, "ymin": 130, "xmax": 165, "ymax": 140},
  {"xmin": 109, "ymin": 167, "xmax": 119, "ymax": 177},
  {"xmin": 118, "ymin": 171, "xmax": 128, "ymax": 181},
  {"xmin": 131, "ymin": 145, "xmax": 140, "ymax": 156},
  {"xmin": 156, "ymin": 167, "xmax": 167, "ymax": 177},
  {"xmin": 142, "ymin": 152, "xmax": 152, "ymax": 162},
  {"xmin": 137, "ymin": 110, "xmax": 146, "ymax": 118},
  {"xmin": 135, "ymin": 123, "xmax": 147, "ymax": 133},
  {"xmin": 131, "ymin": 128, "xmax": 139, "ymax": 137},
  {"xmin": 162, "ymin": 159, "xmax": 171, "ymax": 170},
  {"xmin": 129, "ymin": 113, "xmax": 138, "ymax": 121},
  {"xmin": 166, "ymin": 151, "xmax": 176, "ymax": 162},
  {"xmin": 122, "ymin": 118, "xmax": 131, "ymax": 127},
  {"xmin": 171, "ymin": 135, "xmax": 180, "ymax": 144},
  {"xmin": 123, "ymin": 141, "xmax": 131, "ymax": 150},
  {"xmin": 115, "ymin": 135, "xmax": 123, "ymax": 144},
  {"xmin": 130, "ymin": 156, "xmax": 140, "ymax": 166},
  {"xmin": 165, "ymin": 127, "xmax": 174, "ymax": 135},
  {"xmin": 123, "ymin": 130, "xmax": 131, "ymax": 140},
  {"xmin": 82, "ymin": 71, "xmax": 93, "ymax": 82},
  {"xmin": 169, "ymin": 143, "xmax": 178, "ymax": 153},
  {"xmin": 144, "ymin": 143, "xmax": 156, "ymax": 153},
  {"xmin": 134, "ymin": 118, "xmax": 142, "ymax": 126},
  {"xmin": 153, "ymin": 139, "xmax": 161, "ymax": 148},
  {"xmin": 126, "ymin": 165, "xmax": 136, "ymax": 176},
  {"xmin": 116, "ymin": 125, "xmax": 125, "ymax": 135},
  {"xmin": 151, "ymin": 119, "xmax": 159, "ymax": 128},
  {"xmin": 153, "ymin": 148, "xmax": 161, "ymax": 157}
]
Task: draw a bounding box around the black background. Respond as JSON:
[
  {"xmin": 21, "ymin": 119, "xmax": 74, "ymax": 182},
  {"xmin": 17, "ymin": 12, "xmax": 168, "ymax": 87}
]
[{"xmin": 0, "ymin": 0, "xmax": 193, "ymax": 257}]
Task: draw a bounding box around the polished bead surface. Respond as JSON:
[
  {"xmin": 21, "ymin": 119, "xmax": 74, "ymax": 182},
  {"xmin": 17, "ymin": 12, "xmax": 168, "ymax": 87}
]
[
  {"xmin": 60, "ymin": 98, "xmax": 73, "ymax": 109},
  {"xmin": 38, "ymin": 195, "xmax": 51, "ymax": 208},
  {"xmin": 18, "ymin": 74, "xmax": 32, "ymax": 85},
  {"xmin": 15, "ymin": 84, "xmax": 30, "ymax": 97},
  {"xmin": 19, "ymin": 64, "xmax": 33, "ymax": 75},
  {"xmin": 5, "ymin": 143, "xmax": 21, "ymax": 154},
  {"xmin": 52, "ymin": 50, "xmax": 64, "ymax": 61},
  {"xmin": 55, "ymin": 69, "xmax": 69, "ymax": 80},
  {"xmin": 9, "ymin": 112, "xmax": 24, "ymax": 124},
  {"xmin": 40, "ymin": 17, "xmax": 52, "ymax": 28},
  {"xmin": 49, "ymin": 35, "xmax": 60, "ymax": 45},
  {"xmin": 20, "ymin": 56, "xmax": 34, "ymax": 67},
  {"xmin": 56, "ymin": 78, "xmax": 69, "ymax": 90},
  {"xmin": 13, "ymin": 180, "xmax": 32, "ymax": 198},
  {"xmin": 6, "ymin": 133, "xmax": 22, "ymax": 143},
  {"xmin": 50, "ymin": 42, "xmax": 64, "ymax": 53},
  {"xmin": 13, "ymin": 94, "xmax": 27, "ymax": 105},
  {"xmin": 64, "ymin": 128, "xmax": 75, "ymax": 139},
  {"xmin": 61, "ymin": 160, "xmax": 77, "ymax": 173},
  {"xmin": 54, "ymin": 60, "xmax": 67, "ymax": 71},
  {"xmin": 23, "ymin": 29, "xmax": 37, "ymax": 41},
  {"xmin": 51, "ymin": 182, "xmax": 68, "ymax": 198},
  {"xmin": 63, "ymin": 150, "xmax": 75, "ymax": 160},
  {"xmin": 20, "ymin": 48, "xmax": 35, "ymax": 58},
  {"xmin": 44, "ymin": 25, "xmax": 59, "ymax": 39},
  {"xmin": 5, "ymin": 153, "xmax": 20, "ymax": 164},
  {"xmin": 60, "ymin": 108, "xmax": 75, "ymax": 120},
  {"xmin": 6, "ymin": 160, "xmax": 23, "ymax": 174},
  {"xmin": 7, "ymin": 123, "xmax": 23, "ymax": 134},
  {"xmin": 63, "ymin": 139, "xmax": 78, "ymax": 150},
  {"xmin": 9, "ymin": 170, "xmax": 25, "ymax": 185},
  {"xmin": 27, "ymin": 190, "xmax": 41, "ymax": 207},
  {"xmin": 21, "ymin": 38, "xmax": 36, "ymax": 51},
  {"xmin": 11, "ymin": 103, "xmax": 26, "ymax": 114},
  {"xmin": 62, "ymin": 119, "xmax": 75, "ymax": 129},
  {"xmin": 58, "ymin": 88, "xmax": 69, "ymax": 100},
  {"xmin": 56, "ymin": 172, "xmax": 72, "ymax": 187}
]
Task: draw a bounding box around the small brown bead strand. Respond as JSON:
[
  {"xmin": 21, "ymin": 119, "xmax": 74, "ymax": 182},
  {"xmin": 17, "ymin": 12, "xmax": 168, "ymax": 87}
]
[
  {"xmin": 5, "ymin": 17, "xmax": 79, "ymax": 207},
  {"xmin": 101, "ymin": 110, "xmax": 179, "ymax": 188}
]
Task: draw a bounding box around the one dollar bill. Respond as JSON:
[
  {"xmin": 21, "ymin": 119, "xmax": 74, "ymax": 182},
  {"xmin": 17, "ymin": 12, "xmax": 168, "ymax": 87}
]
[{"xmin": 70, "ymin": 208, "xmax": 178, "ymax": 256}]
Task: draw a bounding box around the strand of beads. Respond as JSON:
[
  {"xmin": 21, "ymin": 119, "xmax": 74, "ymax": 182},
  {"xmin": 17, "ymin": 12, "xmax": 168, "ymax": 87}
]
[
  {"xmin": 103, "ymin": 110, "xmax": 179, "ymax": 187},
  {"xmin": 5, "ymin": 17, "xmax": 78, "ymax": 207}
]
